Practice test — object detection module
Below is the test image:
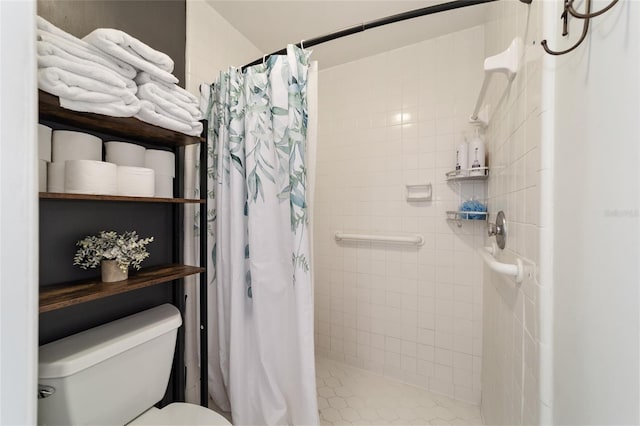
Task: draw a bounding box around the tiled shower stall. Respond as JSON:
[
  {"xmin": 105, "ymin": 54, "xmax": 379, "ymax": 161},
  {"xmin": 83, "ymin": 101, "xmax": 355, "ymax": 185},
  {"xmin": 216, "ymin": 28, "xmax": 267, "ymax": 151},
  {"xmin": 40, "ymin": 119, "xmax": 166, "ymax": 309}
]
[{"xmin": 314, "ymin": 25, "xmax": 487, "ymax": 405}]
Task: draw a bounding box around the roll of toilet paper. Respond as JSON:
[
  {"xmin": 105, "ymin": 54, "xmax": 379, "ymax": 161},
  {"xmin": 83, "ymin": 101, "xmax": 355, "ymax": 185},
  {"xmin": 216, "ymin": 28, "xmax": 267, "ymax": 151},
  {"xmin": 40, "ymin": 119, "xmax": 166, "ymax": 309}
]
[
  {"xmin": 104, "ymin": 141, "xmax": 146, "ymax": 167},
  {"xmin": 65, "ymin": 160, "xmax": 117, "ymax": 195},
  {"xmin": 145, "ymin": 149, "xmax": 175, "ymax": 178},
  {"xmin": 38, "ymin": 124, "xmax": 52, "ymax": 162},
  {"xmin": 47, "ymin": 162, "xmax": 65, "ymax": 193},
  {"xmin": 52, "ymin": 130, "xmax": 102, "ymax": 163},
  {"xmin": 117, "ymin": 166, "xmax": 155, "ymax": 197},
  {"xmin": 154, "ymin": 174, "xmax": 174, "ymax": 198},
  {"xmin": 39, "ymin": 160, "xmax": 48, "ymax": 192}
]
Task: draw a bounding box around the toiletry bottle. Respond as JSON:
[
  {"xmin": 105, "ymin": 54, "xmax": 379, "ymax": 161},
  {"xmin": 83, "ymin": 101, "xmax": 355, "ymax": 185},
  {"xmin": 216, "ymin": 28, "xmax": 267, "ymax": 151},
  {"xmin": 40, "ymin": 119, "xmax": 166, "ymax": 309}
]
[
  {"xmin": 456, "ymin": 136, "xmax": 469, "ymax": 176},
  {"xmin": 468, "ymin": 126, "xmax": 486, "ymax": 176}
]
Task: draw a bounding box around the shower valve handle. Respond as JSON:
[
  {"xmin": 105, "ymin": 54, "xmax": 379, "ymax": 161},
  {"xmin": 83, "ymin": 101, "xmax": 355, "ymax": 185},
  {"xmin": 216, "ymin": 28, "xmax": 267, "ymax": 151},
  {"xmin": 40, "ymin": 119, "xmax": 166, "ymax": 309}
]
[{"xmin": 487, "ymin": 211, "xmax": 507, "ymax": 250}]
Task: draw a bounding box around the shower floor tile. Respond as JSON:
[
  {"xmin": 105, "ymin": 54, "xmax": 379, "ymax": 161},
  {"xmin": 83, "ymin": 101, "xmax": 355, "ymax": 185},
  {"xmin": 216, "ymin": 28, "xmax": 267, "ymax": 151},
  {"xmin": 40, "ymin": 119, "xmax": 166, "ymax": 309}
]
[{"xmin": 316, "ymin": 357, "xmax": 483, "ymax": 426}]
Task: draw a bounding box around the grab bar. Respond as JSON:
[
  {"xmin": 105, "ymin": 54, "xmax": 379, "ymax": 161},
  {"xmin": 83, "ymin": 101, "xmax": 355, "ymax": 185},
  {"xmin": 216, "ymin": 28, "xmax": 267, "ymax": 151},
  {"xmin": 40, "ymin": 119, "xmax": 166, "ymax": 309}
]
[
  {"xmin": 478, "ymin": 245, "xmax": 524, "ymax": 283},
  {"xmin": 334, "ymin": 232, "xmax": 424, "ymax": 246}
]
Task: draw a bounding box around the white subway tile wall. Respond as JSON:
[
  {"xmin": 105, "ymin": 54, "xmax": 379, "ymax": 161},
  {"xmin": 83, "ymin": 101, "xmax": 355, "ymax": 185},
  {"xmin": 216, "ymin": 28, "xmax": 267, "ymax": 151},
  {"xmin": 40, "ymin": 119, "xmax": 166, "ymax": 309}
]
[
  {"xmin": 481, "ymin": 1, "xmax": 543, "ymax": 424},
  {"xmin": 315, "ymin": 26, "xmax": 487, "ymax": 405}
]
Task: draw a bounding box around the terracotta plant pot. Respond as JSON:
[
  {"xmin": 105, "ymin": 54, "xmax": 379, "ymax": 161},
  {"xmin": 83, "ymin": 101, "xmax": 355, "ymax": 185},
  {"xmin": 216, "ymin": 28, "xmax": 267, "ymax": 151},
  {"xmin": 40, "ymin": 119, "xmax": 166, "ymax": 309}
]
[{"xmin": 101, "ymin": 259, "xmax": 128, "ymax": 282}]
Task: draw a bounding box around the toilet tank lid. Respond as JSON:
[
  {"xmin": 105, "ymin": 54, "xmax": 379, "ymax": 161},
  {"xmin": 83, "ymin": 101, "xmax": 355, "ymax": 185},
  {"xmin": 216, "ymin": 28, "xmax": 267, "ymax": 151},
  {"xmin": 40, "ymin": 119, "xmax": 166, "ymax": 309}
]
[{"xmin": 39, "ymin": 304, "xmax": 182, "ymax": 379}]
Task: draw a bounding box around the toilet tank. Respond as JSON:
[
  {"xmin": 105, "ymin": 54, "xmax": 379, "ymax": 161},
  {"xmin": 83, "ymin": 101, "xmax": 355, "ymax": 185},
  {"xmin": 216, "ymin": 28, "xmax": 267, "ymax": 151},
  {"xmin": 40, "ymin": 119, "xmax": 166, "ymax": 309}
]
[{"xmin": 38, "ymin": 304, "xmax": 182, "ymax": 426}]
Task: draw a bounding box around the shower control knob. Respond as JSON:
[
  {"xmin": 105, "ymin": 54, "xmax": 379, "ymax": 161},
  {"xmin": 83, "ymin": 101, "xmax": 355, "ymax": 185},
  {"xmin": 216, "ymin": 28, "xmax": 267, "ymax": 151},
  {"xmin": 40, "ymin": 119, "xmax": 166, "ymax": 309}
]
[{"xmin": 487, "ymin": 211, "xmax": 507, "ymax": 250}]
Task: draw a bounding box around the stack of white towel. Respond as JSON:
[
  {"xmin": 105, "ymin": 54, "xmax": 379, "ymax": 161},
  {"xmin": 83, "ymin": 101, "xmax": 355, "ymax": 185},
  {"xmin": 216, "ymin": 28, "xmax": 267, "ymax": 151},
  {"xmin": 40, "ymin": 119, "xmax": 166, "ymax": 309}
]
[
  {"xmin": 37, "ymin": 16, "xmax": 203, "ymax": 136},
  {"xmin": 134, "ymin": 73, "xmax": 203, "ymax": 136},
  {"xmin": 37, "ymin": 16, "xmax": 140, "ymax": 117}
]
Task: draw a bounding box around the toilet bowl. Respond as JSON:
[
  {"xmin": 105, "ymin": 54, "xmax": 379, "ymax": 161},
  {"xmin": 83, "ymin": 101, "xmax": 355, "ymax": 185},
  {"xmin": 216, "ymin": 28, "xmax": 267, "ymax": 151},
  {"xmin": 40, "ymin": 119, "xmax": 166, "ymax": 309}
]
[{"xmin": 37, "ymin": 304, "xmax": 231, "ymax": 425}]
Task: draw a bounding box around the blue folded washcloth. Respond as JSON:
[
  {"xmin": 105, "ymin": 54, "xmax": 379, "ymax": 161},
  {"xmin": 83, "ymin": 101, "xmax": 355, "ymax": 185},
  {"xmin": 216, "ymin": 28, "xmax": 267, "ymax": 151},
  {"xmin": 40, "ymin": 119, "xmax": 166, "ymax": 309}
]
[{"xmin": 460, "ymin": 199, "xmax": 487, "ymax": 220}]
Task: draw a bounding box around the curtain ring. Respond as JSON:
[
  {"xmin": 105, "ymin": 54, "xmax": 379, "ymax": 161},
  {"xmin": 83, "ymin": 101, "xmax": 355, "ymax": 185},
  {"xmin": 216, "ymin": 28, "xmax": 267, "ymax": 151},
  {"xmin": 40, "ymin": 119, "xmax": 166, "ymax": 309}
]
[
  {"xmin": 300, "ymin": 40, "xmax": 305, "ymax": 50},
  {"xmin": 262, "ymin": 54, "xmax": 267, "ymax": 64}
]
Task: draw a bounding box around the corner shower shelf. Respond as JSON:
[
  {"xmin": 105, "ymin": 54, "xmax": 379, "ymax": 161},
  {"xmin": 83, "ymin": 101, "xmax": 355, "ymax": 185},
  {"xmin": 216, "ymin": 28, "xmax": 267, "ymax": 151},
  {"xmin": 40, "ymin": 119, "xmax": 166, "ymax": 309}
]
[
  {"xmin": 39, "ymin": 264, "xmax": 205, "ymax": 313},
  {"xmin": 446, "ymin": 167, "xmax": 490, "ymax": 227},
  {"xmin": 446, "ymin": 211, "xmax": 489, "ymax": 221},
  {"xmin": 445, "ymin": 167, "xmax": 489, "ymax": 182}
]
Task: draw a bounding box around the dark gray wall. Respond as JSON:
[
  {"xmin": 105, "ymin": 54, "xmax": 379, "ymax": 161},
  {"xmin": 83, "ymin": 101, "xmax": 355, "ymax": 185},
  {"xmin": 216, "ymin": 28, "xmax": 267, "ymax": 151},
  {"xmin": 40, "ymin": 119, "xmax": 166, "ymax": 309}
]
[{"xmin": 37, "ymin": 0, "xmax": 186, "ymax": 86}]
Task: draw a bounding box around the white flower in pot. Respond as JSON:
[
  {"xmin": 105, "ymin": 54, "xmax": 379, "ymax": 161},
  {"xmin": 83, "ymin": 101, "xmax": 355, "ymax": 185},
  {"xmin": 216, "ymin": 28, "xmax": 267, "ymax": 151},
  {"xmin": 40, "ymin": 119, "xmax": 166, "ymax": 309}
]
[{"xmin": 73, "ymin": 231, "xmax": 154, "ymax": 282}]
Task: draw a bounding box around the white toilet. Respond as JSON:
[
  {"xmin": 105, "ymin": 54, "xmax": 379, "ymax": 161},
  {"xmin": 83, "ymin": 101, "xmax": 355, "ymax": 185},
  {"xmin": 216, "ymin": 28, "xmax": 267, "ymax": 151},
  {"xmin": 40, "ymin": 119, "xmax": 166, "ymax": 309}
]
[{"xmin": 38, "ymin": 304, "xmax": 231, "ymax": 425}]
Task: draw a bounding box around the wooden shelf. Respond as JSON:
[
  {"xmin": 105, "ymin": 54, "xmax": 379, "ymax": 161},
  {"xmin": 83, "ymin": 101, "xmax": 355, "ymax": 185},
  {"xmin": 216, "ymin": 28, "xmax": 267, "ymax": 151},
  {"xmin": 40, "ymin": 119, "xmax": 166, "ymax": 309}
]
[
  {"xmin": 40, "ymin": 192, "xmax": 205, "ymax": 204},
  {"xmin": 38, "ymin": 91, "xmax": 205, "ymax": 147},
  {"xmin": 39, "ymin": 264, "xmax": 205, "ymax": 313}
]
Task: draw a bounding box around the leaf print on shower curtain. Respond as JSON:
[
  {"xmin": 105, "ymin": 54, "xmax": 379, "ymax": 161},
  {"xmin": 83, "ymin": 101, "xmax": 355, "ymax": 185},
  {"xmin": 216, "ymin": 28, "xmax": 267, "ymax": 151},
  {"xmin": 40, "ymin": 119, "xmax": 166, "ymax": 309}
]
[{"xmin": 204, "ymin": 45, "xmax": 319, "ymax": 425}]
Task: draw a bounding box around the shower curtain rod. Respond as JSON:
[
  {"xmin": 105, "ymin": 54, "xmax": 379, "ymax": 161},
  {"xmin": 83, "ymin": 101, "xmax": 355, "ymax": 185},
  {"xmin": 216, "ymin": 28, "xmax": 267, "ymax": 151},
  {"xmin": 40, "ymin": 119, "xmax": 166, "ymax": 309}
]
[{"xmin": 241, "ymin": 0, "xmax": 499, "ymax": 70}]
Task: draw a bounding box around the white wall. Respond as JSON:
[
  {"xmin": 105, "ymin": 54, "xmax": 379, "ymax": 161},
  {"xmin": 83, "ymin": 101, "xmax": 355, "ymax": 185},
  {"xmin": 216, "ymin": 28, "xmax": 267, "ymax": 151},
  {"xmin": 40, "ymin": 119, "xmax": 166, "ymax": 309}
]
[
  {"xmin": 315, "ymin": 26, "xmax": 487, "ymax": 404},
  {"xmin": 0, "ymin": 0, "xmax": 38, "ymax": 424},
  {"xmin": 183, "ymin": 0, "xmax": 261, "ymax": 405},
  {"xmin": 185, "ymin": 0, "xmax": 261, "ymax": 95},
  {"xmin": 550, "ymin": 0, "xmax": 639, "ymax": 423},
  {"xmin": 481, "ymin": 1, "xmax": 545, "ymax": 424}
]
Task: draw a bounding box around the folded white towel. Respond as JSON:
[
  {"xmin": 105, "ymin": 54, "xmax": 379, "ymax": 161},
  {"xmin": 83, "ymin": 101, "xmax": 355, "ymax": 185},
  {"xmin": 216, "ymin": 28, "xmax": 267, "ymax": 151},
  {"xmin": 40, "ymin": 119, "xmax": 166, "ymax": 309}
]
[
  {"xmin": 84, "ymin": 29, "xmax": 178, "ymax": 84},
  {"xmin": 135, "ymin": 72, "xmax": 198, "ymax": 104},
  {"xmin": 136, "ymin": 83, "xmax": 202, "ymax": 124},
  {"xmin": 37, "ymin": 15, "xmax": 87, "ymax": 46},
  {"xmin": 38, "ymin": 42, "xmax": 136, "ymax": 92},
  {"xmin": 37, "ymin": 17, "xmax": 136, "ymax": 79},
  {"xmin": 136, "ymin": 101, "xmax": 202, "ymax": 136},
  {"xmin": 38, "ymin": 67, "xmax": 139, "ymax": 105},
  {"xmin": 59, "ymin": 98, "xmax": 141, "ymax": 118}
]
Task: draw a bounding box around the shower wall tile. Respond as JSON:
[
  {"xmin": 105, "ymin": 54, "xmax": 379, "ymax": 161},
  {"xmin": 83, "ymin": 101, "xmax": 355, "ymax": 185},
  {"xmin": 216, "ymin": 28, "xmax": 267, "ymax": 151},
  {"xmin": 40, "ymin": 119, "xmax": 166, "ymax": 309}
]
[
  {"xmin": 481, "ymin": 0, "xmax": 544, "ymax": 424},
  {"xmin": 315, "ymin": 25, "xmax": 486, "ymax": 405}
]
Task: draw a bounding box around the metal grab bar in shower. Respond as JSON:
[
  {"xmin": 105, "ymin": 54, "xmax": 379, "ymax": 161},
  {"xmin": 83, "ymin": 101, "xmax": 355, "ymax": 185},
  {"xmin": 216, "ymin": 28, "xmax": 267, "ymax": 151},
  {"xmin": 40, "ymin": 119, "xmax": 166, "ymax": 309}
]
[
  {"xmin": 478, "ymin": 245, "xmax": 524, "ymax": 283},
  {"xmin": 334, "ymin": 232, "xmax": 425, "ymax": 246}
]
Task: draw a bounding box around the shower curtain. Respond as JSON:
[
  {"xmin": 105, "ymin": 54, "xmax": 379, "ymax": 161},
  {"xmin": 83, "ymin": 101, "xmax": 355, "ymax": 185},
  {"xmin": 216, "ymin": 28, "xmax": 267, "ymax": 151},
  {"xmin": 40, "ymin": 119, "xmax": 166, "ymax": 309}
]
[{"xmin": 186, "ymin": 45, "xmax": 318, "ymax": 425}]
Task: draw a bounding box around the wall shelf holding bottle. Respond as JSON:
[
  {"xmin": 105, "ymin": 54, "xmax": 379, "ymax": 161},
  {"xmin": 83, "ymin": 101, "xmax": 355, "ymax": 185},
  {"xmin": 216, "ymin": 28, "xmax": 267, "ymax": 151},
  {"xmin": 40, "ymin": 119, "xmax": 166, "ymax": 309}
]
[
  {"xmin": 445, "ymin": 167, "xmax": 490, "ymax": 182},
  {"xmin": 446, "ymin": 210, "xmax": 489, "ymax": 226},
  {"xmin": 446, "ymin": 166, "xmax": 489, "ymax": 227}
]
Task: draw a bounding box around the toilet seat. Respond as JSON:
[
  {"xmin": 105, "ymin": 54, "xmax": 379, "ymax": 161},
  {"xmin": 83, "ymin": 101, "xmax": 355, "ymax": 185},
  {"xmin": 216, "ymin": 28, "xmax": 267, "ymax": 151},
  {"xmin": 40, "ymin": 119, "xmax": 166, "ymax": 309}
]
[{"xmin": 129, "ymin": 402, "xmax": 231, "ymax": 425}]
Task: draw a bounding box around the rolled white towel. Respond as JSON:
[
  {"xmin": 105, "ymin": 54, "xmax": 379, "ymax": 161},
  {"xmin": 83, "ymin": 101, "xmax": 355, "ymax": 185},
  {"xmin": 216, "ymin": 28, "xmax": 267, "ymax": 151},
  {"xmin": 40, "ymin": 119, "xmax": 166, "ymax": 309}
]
[
  {"xmin": 136, "ymin": 101, "xmax": 202, "ymax": 136},
  {"xmin": 38, "ymin": 67, "xmax": 139, "ymax": 105},
  {"xmin": 37, "ymin": 17, "xmax": 136, "ymax": 79},
  {"xmin": 137, "ymin": 83, "xmax": 202, "ymax": 124},
  {"xmin": 83, "ymin": 29, "xmax": 177, "ymax": 84},
  {"xmin": 135, "ymin": 72, "xmax": 198, "ymax": 104},
  {"xmin": 38, "ymin": 41, "xmax": 136, "ymax": 92}
]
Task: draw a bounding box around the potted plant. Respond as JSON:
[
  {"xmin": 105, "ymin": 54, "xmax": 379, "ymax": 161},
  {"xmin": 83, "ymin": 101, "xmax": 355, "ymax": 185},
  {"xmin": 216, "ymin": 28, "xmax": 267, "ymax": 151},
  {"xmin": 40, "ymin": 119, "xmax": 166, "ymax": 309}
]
[{"xmin": 73, "ymin": 230, "xmax": 154, "ymax": 282}]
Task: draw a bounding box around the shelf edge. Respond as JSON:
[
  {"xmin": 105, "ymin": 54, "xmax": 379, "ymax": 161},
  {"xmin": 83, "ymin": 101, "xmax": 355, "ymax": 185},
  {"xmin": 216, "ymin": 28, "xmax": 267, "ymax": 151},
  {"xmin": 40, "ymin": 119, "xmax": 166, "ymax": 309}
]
[{"xmin": 39, "ymin": 264, "xmax": 205, "ymax": 313}]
